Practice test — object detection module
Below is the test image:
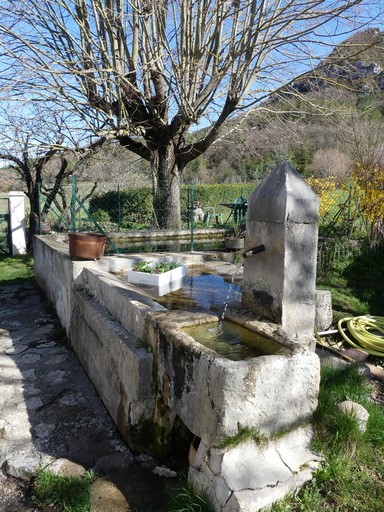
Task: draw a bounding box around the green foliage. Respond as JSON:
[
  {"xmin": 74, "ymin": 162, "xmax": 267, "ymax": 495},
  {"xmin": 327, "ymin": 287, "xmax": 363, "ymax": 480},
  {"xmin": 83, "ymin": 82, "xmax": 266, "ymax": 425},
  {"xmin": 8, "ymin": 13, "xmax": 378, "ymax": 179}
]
[
  {"xmin": 167, "ymin": 480, "xmax": 214, "ymax": 512},
  {"xmin": 271, "ymin": 365, "xmax": 384, "ymax": 512},
  {"xmin": 356, "ymin": 93, "xmax": 384, "ymax": 120},
  {"xmin": 0, "ymin": 254, "xmax": 34, "ymax": 285},
  {"xmin": 233, "ymin": 158, "xmax": 271, "ymax": 181},
  {"xmin": 91, "ymin": 208, "xmax": 110, "ymax": 223},
  {"xmin": 31, "ymin": 469, "xmax": 96, "ymax": 512},
  {"xmin": 135, "ymin": 339, "xmax": 152, "ymax": 352},
  {"xmin": 88, "ymin": 183, "xmax": 256, "ymax": 230},
  {"xmin": 288, "ymin": 146, "xmax": 313, "ymax": 175},
  {"xmin": 133, "ymin": 260, "xmax": 180, "ymax": 274},
  {"xmin": 89, "ymin": 188, "xmax": 153, "ymax": 228}
]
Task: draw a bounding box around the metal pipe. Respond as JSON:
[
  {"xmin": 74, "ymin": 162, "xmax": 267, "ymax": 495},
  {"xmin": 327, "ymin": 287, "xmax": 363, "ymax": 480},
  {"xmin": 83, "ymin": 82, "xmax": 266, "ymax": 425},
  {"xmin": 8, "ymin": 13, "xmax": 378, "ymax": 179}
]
[{"xmin": 243, "ymin": 244, "xmax": 265, "ymax": 258}]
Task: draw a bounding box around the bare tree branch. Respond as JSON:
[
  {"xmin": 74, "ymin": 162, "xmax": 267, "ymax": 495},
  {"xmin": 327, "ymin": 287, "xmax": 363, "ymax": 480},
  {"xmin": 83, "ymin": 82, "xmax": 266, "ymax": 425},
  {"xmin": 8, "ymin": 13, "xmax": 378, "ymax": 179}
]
[{"xmin": 0, "ymin": 0, "xmax": 377, "ymax": 227}]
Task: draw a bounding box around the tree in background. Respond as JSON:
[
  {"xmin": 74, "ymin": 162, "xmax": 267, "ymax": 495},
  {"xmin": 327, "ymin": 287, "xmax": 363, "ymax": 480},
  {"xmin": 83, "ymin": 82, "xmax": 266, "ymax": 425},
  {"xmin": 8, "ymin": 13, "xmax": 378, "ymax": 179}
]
[
  {"xmin": 0, "ymin": 104, "xmax": 106, "ymax": 247},
  {"xmin": 0, "ymin": 0, "xmax": 375, "ymax": 228},
  {"xmin": 309, "ymin": 148, "xmax": 351, "ymax": 180}
]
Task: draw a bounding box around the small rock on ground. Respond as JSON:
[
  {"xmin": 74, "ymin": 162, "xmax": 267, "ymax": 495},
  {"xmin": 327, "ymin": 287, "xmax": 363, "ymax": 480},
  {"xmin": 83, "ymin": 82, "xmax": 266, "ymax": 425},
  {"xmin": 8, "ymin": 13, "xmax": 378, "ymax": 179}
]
[{"xmin": 90, "ymin": 478, "xmax": 132, "ymax": 512}]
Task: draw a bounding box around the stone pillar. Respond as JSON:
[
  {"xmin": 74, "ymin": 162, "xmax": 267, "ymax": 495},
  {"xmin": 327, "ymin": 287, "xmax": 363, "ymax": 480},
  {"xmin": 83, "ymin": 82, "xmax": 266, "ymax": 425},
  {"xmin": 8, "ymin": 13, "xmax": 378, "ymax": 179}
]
[
  {"xmin": 8, "ymin": 191, "xmax": 27, "ymax": 255},
  {"xmin": 242, "ymin": 162, "xmax": 319, "ymax": 337}
]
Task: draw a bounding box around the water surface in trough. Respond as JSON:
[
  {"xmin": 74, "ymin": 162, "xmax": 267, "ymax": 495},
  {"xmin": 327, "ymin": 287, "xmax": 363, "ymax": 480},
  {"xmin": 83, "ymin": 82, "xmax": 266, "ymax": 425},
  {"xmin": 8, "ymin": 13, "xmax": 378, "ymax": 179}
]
[
  {"xmin": 150, "ymin": 269, "xmax": 242, "ymax": 312},
  {"xmin": 131, "ymin": 266, "xmax": 288, "ymax": 361},
  {"xmin": 183, "ymin": 320, "xmax": 286, "ymax": 361}
]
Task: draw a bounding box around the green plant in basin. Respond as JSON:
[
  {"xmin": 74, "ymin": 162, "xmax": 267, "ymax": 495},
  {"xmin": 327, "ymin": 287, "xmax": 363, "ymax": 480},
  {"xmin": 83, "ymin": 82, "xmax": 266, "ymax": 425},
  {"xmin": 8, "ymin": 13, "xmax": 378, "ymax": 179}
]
[{"xmin": 133, "ymin": 260, "xmax": 180, "ymax": 274}]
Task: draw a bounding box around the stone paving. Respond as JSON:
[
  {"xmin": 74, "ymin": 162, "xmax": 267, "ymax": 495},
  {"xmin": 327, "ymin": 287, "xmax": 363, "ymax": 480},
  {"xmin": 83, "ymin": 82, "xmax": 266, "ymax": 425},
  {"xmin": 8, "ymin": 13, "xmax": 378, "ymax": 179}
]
[{"xmin": 0, "ymin": 281, "xmax": 176, "ymax": 511}]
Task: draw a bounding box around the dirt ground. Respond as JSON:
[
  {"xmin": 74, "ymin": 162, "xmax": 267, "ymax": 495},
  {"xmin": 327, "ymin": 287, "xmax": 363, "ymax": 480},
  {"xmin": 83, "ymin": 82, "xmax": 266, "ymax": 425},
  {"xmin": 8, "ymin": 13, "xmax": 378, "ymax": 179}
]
[{"xmin": 0, "ymin": 476, "xmax": 36, "ymax": 512}]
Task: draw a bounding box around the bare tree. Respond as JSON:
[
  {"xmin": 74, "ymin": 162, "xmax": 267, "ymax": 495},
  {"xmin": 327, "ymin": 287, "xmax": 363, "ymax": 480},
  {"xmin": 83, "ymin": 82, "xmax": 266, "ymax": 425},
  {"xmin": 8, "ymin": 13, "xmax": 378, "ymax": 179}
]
[
  {"xmin": 0, "ymin": 0, "xmax": 375, "ymax": 228},
  {"xmin": 0, "ymin": 104, "xmax": 106, "ymax": 247},
  {"xmin": 310, "ymin": 148, "xmax": 352, "ymax": 180},
  {"xmin": 78, "ymin": 141, "xmax": 151, "ymax": 189}
]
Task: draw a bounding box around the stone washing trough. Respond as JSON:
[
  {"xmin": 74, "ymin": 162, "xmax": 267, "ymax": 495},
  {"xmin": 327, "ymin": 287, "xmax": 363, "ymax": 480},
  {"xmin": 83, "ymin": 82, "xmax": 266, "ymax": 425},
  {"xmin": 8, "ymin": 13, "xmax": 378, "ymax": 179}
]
[
  {"xmin": 33, "ymin": 163, "xmax": 326, "ymax": 512},
  {"xmin": 33, "ymin": 239, "xmax": 321, "ymax": 512}
]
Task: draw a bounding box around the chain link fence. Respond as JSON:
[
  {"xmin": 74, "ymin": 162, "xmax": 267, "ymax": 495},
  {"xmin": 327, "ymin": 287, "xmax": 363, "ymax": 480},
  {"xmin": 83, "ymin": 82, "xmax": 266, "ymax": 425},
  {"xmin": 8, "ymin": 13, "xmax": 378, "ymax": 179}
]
[
  {"xmin": 40, "ymin": 177, "xmax": 253, "ymax": 230},
  {"xmin": 308, "ymin": 176, "xmax": 384, "ymax": 241},
  {"xmin": 38, "ymin": 175, "xmax": 255, "ymax": 253},
  {"xmin": 38, "ymin": 174, "xmax": 384, "ymax": 263}
]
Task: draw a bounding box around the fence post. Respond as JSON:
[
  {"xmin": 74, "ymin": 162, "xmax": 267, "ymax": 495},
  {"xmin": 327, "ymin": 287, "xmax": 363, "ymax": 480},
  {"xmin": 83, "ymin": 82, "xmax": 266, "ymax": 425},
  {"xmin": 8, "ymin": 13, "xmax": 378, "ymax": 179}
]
[
  {"xmin": 8, "ymin": 191, "xmax": 26, "ymax": 255},
  {"xmin": 37, "ymin": 182, "xmax": 42, "ymax": 234},
  {"xmin": 71, "ymin": 175, "xmax": 77, "ymax": 232},
  {"xmin": 117, "ymin": 183, "xmax": 121, "ymax": 232}
]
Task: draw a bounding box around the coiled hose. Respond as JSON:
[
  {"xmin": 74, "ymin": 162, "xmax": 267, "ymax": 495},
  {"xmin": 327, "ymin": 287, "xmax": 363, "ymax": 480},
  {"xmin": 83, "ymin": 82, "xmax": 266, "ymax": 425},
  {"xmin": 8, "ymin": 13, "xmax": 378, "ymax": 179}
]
[{"xmin": 338, "ymin": 315, "xmax": 384, "ymax": 356}]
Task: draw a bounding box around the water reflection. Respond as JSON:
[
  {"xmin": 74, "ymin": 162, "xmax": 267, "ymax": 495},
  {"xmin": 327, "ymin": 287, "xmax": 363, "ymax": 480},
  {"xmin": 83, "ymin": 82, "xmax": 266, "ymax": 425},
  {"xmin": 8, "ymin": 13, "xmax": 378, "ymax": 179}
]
[
  {"xmin": 184, "ymin": 320, "xmax": 284, "ymax": 361},
  {"xmin": 155, "ymin": 273, "xmax": 242, "ymax": 312}
]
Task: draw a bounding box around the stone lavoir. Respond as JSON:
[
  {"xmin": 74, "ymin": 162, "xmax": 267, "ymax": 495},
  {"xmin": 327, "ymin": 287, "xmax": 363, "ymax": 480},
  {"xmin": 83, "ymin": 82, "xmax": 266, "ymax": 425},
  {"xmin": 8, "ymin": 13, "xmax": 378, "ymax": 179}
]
[{"xmin": 34, "ymin": 161, "xmax": 323, "ymax": 512}]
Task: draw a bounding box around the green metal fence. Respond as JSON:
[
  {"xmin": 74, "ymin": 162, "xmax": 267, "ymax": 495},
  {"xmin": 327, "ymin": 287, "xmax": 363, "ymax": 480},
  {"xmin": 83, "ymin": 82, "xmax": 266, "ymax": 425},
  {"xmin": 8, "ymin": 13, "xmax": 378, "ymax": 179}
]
[
  {"xmin": 37, "ymin": 174, "xmax": 384, "ymax": 259},
  {"xmin": 0, "ymin": 194, "xmax": 9, "ymax": 254},
  {"xmin": 38, "ymin": 175, "xmax": 254, "ymax": 253}
]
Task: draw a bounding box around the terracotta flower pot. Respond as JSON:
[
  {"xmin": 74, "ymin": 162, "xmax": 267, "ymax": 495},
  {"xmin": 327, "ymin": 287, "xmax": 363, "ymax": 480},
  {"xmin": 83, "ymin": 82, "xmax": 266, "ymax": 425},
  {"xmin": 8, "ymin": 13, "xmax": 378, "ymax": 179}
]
[{"xmin": 68, "ymin": 232, "xmax": 106, "ymax": 260}]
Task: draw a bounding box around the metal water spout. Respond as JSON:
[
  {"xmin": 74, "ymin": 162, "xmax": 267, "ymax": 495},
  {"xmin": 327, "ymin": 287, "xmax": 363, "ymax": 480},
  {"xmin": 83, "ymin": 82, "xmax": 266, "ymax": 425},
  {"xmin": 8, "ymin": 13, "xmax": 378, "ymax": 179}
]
[{"xmin": 242, "ymin": 244, "xmax": 265, "ymax": 258}]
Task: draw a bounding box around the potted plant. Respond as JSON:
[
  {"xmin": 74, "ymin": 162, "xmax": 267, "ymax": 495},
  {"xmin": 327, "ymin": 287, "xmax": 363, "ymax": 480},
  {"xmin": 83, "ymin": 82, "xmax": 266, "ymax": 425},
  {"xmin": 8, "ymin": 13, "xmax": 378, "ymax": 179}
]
[{"xmin": 127, "ymin": 259, "xmax": 187, "ymax": 287}]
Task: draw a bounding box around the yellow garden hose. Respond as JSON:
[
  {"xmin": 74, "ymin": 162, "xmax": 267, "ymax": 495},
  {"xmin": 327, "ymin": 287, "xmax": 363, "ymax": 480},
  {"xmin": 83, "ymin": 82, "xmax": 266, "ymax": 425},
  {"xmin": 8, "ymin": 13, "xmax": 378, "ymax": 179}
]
[{"xmin": 338, "ymin": 315, "xmax": 384, "ymax": 357}]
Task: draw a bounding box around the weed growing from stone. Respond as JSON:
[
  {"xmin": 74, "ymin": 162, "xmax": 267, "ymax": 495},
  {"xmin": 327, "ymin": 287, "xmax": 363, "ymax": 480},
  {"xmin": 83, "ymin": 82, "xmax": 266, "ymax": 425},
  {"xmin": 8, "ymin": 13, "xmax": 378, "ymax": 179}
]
[
  {"xmin": 135, "ymin": 339, "xmax": 152, "ymax": 352},
  {"xmin": 167, "ymin": 481, "xmax": 213, "ymax": 512},
  {"xmin": 220, "ymin": 426, "xmax": 267, "ymax": 449}
]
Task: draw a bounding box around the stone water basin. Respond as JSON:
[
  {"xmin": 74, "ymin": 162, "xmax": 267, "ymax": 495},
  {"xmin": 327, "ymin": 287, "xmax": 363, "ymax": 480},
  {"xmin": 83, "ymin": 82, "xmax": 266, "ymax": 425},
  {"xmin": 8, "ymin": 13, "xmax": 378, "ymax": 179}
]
[
  {"xmin": 156, "ymin": 310, "xmax": 318, "ymax": 444},
  {"xmin": 106, "ymin": 256, "xmax": 319, "ymax": 442},
  {"xmin": 183, "ymin": 319, "xmax": 288, "ymax": 361},
  {"xmin": 122, "ymin": 263, "xmax": 242, "ymax": 312}
]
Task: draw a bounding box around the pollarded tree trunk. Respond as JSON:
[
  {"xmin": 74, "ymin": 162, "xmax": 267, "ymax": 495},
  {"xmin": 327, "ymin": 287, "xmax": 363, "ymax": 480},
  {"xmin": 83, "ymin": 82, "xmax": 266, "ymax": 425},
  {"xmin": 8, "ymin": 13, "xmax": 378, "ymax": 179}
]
[
  {"xmin": 151, "ymin": 144, "xmax": 181, "ymax": 230},
  {"xmin": 25, "ymin": 181, "xmax": 40, "ymax": 249}
]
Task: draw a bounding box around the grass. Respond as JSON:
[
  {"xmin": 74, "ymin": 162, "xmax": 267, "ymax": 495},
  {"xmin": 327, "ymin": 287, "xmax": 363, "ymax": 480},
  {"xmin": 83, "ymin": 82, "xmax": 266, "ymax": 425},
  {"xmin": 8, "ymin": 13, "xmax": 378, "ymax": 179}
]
[
  {"xmin": 270, "ymin": 365, "xmax": 384, "ymax": 512},
  {"xmin": 0, "ymin": 253, "xmax": 34, "ymax": 285},
  {"xmin": 220, "ymin": 426, "xmax": 267, "ymax": 449},
  {"xmin": 29, "ymin": 471, "xmax": 214, "ymax": 512},
  {"xmin": 30, "ymin": 469, "xmax": 96, "ymax": 512},
  {"xmin": 166, "ymin": 480, "xmax": 214, "ymax": 512},
  {"xmin": 317, "ymin": 242, "xmax": 384, "ymax": 317}
]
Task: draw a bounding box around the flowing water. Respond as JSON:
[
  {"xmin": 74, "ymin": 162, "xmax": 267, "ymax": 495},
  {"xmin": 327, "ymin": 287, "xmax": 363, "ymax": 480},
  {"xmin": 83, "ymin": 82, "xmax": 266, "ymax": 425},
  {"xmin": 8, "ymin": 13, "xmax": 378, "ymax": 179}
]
[{"xmin": 220, "ymin": 261, "xmax": 244, "ymax": 320}]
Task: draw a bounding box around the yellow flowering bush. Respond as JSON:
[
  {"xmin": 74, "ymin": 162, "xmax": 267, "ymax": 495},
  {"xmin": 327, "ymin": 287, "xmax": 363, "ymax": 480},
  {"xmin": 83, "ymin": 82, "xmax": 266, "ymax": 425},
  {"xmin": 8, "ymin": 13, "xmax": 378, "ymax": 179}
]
[
  {"xmin": 306, "ymin": 176, "xmax": 338, "ymax": 218},
  {"xmin": 350, "ymin": 162, "xmax": 384, "ymax": 239}
]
